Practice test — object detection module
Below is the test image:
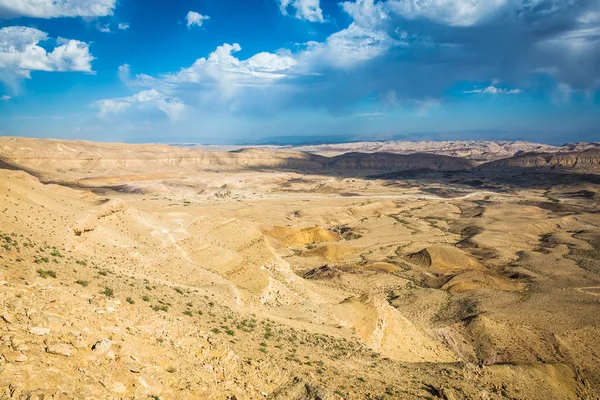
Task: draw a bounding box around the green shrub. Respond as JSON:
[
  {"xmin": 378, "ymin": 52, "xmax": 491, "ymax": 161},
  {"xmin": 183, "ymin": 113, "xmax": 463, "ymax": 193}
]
[
  {"xmin": 75, "ymin": 280, "xmax": 89, "ymax": 287},
  {"xmin": 37, "ymin": 269, "xmax": 56, "ymax": 278}
]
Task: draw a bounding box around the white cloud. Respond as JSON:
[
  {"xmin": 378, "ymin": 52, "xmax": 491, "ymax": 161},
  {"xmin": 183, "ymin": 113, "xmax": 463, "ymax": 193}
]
[
  {"xmin": 308, "ymin": 22, "xmax": 400, "ymax": 68},
  {"xmin": 118, "ymin": 22, "xmax": 130, "ymax": 30},
  {"xmin": 0, "ymin": 0, "xmax": 116, "ymax": 18},
  {"xmin": 118, "ymin": 63, "xmax": 130, "ymax": 82},
  {"xmin": 386, "ymin": 0, "xmax": 508, "ymax": 26},
  {"xmin": 463, "ymin": 85, "xmax": 523, "ymax": 94},
  {"xmin": 355, "ymin": 112, "xmax": 383, "ymax": 117},
  {"xmin": 299, "ymin": 0, "xmax": 401, "ymax": 68},
  {"xmin": 0, "ymin": 26, "xmax": 94, "ymax": 79},
  {"xmin": 297, "ymin": 0, "xmax": 402, "ymax": 69},
  {"xmin": 540, "ymin": 26, "xmax": 600, "ymax": 54},
  {"xmin": 578, "ymin": 11, "xmax": 600, "ymax": 24},
  {"xmin": 139, "ymin": 43, "xmax": 297, "ymax": 88},
  {"xmin": 1, "ymin": 94, "xmax": 9, "ymax": 100},
  {"xmin": 97, "ymin": 23, "xmax": 111, "ymax": 33},
  {"xmin": 116, "ymin": 1, "xmax": 405, "ymax": 110},
  {"xmin": 186, "ymin": 11, "xmax": 210, "ymax": 28},
  {"xmin": 95, "ymin": 89, "xmax": 186, "ymax": 120},
  {"xmin": 279, "ymin": 0, "xmax": 324, "ymax": 22},
  {"xmin": 342, "ymin": 0, "xmax": 389, "ymax": 28}
]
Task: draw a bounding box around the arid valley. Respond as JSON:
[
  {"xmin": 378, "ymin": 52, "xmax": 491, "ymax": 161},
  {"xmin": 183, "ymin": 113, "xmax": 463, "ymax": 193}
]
[{"xmin": 0, "ymin": 137, "xmax": 599, "ymax": 399}]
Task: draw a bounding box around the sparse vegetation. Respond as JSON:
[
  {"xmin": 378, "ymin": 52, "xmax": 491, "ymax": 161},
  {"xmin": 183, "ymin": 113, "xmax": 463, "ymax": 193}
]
[{"xmin": 37, "ymin": 269, "xmax": 56, "ymax": 278}]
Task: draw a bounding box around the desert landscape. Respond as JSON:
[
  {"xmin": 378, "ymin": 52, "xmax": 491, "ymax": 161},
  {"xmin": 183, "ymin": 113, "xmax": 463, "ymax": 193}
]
[{"xmin": 0, "ymin": 137, "xmax": 599, "ymax": 399}]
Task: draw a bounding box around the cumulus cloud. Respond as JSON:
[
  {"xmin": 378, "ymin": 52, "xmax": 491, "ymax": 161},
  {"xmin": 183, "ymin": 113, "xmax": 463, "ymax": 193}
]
[
  {"xmin": 0, "ymin": 26, "xmax": 94, "ymax": 80},
  {"xmin": 186, "ymin": 11, "xmax": 210, "ymax": 28},
  {"xmin": 386, "ymin": 0, "xmax": 508, "ymax": 27},
  {"xmin": 117, "ymin": 63, "xmax": 131, "ymax": 82},
  {"xmin": 1, "ymin": 94, "xmax": 9, "ymax": 100},
  {"xmin": 103, "ymin": 0, "xmax": 599, "ymax": 118},
  {"xmin": 0, "ymin": 0, "xmax": 116, "ymax": 19},
  {"xmin": 97, "ymin": 23, "xmax": 111, "ymax": 33},
  {"xmin": 463, "ymin": 85, "xmax": 523, "ymax": 95},
  {"xmin": 279, "ymin": 0, "xmax": 325, "ymax": 22},
  {"xmin": 95, "ymin": 89, "xmax": 186, "ymax": 120},
  {"xmin": 118, "ymin": 22, "xmax": 130, "ymax": 30},
  {"xmin": 304, "ymin": 22, "xmax": 402, "ymax": 68},
  {"xmin": 126, "ymin": 43, "xmax": 298, "ymax": 102}
]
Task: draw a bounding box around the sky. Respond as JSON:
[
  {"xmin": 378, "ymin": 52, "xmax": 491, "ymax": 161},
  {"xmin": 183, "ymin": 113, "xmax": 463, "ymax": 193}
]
[{"xmin": 0, "ymin": 0, "xmax": 599, "ymax": 144}]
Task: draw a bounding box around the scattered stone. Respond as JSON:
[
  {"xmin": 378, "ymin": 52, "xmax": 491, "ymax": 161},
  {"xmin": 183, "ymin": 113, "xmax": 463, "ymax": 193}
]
[
  {"xmin": 3, "ymin": 350, "xmax": 28, "ymax": 363},
  {"xmin": 137, "ymin": 375, "xmax": 163, "ymax": 395},
  {"xmin": 125, "ymin": 362, "xmax": 142, "ymax": 373},
  {"xmin": 47, "ymin": 343, "xmax": 72, "ymax": 357},
  {"xmin": 29, "ymin": 327, "xmax": 50, "ymax": 336},
  {"xmin": 91, "ymin": 339, "xmax": 112, "ymax": 355},
  {"xmin": 268, "ymin": 377, "xmax": 334, "ymax": 400},
  {"xmin": 1, "ymin": 313, "xmax": 14, "ymax": 323},
  {"xmin": 111, "ymin": 381, "xmax": 127, "ymax": 394}
]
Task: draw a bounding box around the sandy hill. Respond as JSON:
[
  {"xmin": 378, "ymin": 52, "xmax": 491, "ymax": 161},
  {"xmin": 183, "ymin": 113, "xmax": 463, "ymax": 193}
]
[
  {"xmin": 479, "ymin": 149, "xmax": 600, "ymax": 171},
  {"xmin": 291, "ymin": 140, "xmax": 600, "ymax": 161},
  {"xmin": 0, "ymin": 137, "xmax": 474, "ymax": 182},
  {"xmin": 326, "ymin": 152, "xmax": 474, "ymax": 171}
]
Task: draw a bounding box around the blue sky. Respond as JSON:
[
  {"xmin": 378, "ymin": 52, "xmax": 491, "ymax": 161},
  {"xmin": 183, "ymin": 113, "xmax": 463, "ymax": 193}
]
[{"xmin": 0, "ymin": 0, "xmax": 599, "ymax": 144}]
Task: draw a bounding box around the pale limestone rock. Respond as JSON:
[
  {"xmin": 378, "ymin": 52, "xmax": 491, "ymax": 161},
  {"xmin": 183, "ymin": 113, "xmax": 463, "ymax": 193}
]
[
  {"xmin": 112, "ymin": 381, "xmax": 127, "ymax": 393},
  {"xmin": 1, "ymin": 313, "xmax": 14, "ymax": 323},
  {"xmin": 3, "ymin": 350, "xmax": 28, "ymax": 362},
  {"xmin": 29, "ymin": 327, "xmax": 50, "ymax": 336},
  {"xmin": 124, "ymin": 362, "xmax": 142, "ymax": 373},
  {"xmin": 137, "ymin": 375, "xmax": 163, "ymax": 395},
  {"xmin": 47, "ymin": 343, "xmax": 72, "ymax": 357},
  {"xmin": 10, "ymin": 336, "xmax": 26, "ymax": 349},
  {"xmin": 91, "ymin": 338, "xmax": 112, "ymax": 355}
]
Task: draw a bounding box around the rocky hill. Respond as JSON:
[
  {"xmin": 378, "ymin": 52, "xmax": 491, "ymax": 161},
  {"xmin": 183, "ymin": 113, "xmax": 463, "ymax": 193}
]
[
  {"xmin": 0, "ymin": 137, "xmax": 474, "ymax": 182},
  {"xmin": 479, "ymin": 149, "xmax": 600, "ymax": 171},
  {"xmin": 291, "ymin": 140, "xmax": 600, "ymax": 161}
]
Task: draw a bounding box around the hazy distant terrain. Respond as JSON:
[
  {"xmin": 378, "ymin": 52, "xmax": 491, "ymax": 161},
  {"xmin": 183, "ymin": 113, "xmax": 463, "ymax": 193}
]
[
  {"xmin": 289, "ymin": 140, "xmax": 600, "ymax": 161},
  {"xmin": 0, "ymin": 137, "xmax": 599, "ymax": 399}
]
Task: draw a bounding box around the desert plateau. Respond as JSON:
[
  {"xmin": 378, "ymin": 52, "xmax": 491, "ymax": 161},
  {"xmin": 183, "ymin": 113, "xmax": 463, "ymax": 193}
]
[
  {"xmin": 0, "ymin": 137, "xmax": 599, "ymax": 399},
  {"xmin": 2, "ymin": 0, "xmax": 600, "ymax": 397}
]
